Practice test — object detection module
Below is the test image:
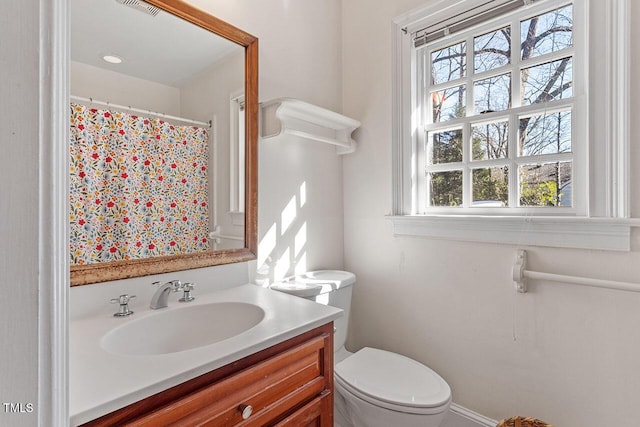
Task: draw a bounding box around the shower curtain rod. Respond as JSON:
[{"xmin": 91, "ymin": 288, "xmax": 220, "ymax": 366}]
[{"xmin": 70, "ymin": 95, "xmax": 211, "ymax": 128}]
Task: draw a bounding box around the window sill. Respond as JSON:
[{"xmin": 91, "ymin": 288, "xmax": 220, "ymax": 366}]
[{"xmin": 387, "ymin": 215, "xmax": 636, "ymax": 251}]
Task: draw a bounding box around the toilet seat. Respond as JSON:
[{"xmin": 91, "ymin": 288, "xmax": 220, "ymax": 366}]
[{"xmin": 335, "ymin": 347, "xmax": 451, "ymax": 415}]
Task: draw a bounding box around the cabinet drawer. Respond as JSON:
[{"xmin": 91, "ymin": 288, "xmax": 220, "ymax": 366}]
[
  {"xmin": 128, "ymin": 334, "xmax": 327, "ymax": 426},
  {"xmin": 273, "ymin": 391, "xmax": 332, "ymax": 427}
]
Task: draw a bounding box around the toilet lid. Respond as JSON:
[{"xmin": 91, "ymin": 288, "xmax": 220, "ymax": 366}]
[
  {"xmin": 269, "ymin": 280, "xmax": 325, "ymax": 298},
  {"xmin": 335, "ymin": 347, "xmax": 451, "ymax": 410},
  {"xmin": 270, "ymin": 270, "xmax": 356, "ymax": 297}
]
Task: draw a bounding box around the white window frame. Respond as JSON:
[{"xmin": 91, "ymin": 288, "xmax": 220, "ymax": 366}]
[{"xmin": 390, "ymin": 0, "xmax": 633, "ymax": 251}]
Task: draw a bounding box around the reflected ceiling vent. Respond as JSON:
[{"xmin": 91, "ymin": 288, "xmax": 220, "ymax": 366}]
[{"xmin": 115, "ymin": 0, "xmax": 161, "ymax": 17}]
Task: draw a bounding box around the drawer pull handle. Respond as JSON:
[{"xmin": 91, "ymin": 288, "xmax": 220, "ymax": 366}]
[{"xmin": 238, "ymin": 404, "xmax": 253, "ymax": 419}]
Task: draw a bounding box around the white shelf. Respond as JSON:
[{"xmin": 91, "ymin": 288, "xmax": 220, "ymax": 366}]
[{"xmin": 260, "ymin": 98, "xmax": 361, "ymax": 154}]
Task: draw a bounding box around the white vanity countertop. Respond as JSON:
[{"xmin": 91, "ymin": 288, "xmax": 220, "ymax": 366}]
[{"xmin": 69, "ymin": 284, "xmax": 342, "ymax": 426}]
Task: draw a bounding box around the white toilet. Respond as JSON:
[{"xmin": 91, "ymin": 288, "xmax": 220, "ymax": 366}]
[{"xmin": 270, "ymin": 270, "xmax": 452, "ymax": 427}]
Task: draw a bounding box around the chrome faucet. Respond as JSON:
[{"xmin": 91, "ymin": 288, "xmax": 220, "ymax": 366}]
[
  {"xmin": 179, "ymin": 282, "xmax": 196, "ymax": 302},
  {"xmin": 150, "ymin": 280, "xmax": 183, "ymax": 309},
  {"xmin": 110, "ymin": 294, "xmax": 136, "ymax": 317}
]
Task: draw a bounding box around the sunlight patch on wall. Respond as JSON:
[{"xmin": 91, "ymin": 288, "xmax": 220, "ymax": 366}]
[
  {"xmin": 294, "ymin": 252, "xmax": 307, "ymax": 275},
  {"xmin": 256, "ymin": 181, "xmax": 309, "ymax": 285},
  {"xmin": 281, "ymin": 195, "xmax": 297, "ymax": 236},
  {"xmin": 258, "ymin": 222, "xmax": 277, "ymax": 268},
  {"xmin": 294, "ymin": 222, "xmax": 307, "ymax": 257},
  {"xmin": 274, "ymin": 247, "xmax": 291, "ymax": 281},
  {"xmin": 299, "ymin": 182, "xmax": 307, "ymax": 207}
]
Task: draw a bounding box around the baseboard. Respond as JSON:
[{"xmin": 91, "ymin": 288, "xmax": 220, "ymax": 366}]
[{"xmin": 443, "ymin": 402, "xmax": 497, "ymax": 427}]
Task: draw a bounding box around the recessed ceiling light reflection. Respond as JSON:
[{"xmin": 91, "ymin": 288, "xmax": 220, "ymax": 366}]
[{"xmin": 102, "ymin": 54, "xmax": 123, "ymax": 64}]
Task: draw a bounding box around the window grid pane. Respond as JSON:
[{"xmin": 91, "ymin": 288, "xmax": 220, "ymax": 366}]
[
  {"xmin": 519, "ymin": 161, "xmax": 572, "ymax": 207},
  {"xmin": 519, "ymin": 110, "xmax": 572, "ymax": 156},
  {"xmin": 474, "ymin": 73, "xmax": 511, "ymax": 114},
  {"xmin": 430, "ymin": 171, "xmax": 463, "ymax": 206},
  {"xmin": 430, "ymin": 129, "xmax": 463, "ymax": 164},
  {"xmin": 431, "ymin": 41, "xmax": 467, "ymax": 85},
  {"xmin": 472, "ymin": 166, "xmax": 509, "ymax": 207},
  {"xmin": 521, "ymin": 57, "xmax": 573, "ymax": 106},
  {"xmin": 472, "ymin": 121, "xmax": 509, "ymax": 161},
  {"xmin": 432, "ymin": 85, "xmax": 466, "ymax": 123},
  {"xmin": 474, "ymin": 27, "xmax": 511, "ymax": 74},
  {"xmin": 521, "ymin": 5, "xmax": 573, "ymax": 60}
]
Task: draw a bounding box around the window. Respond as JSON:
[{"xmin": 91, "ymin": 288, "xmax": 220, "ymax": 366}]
[
  {"xmin": 418, "ymin": 2, "xmax": 579, "ymax": 213},
  {"xmin": 391, "ymin": 0, "xmax": 632, "ymax": 250}
]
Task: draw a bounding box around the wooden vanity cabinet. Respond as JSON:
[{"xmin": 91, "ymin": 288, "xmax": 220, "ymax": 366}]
[{"xmin": 82, "ymin": 323, "xmax": 334, "ymax": 427}]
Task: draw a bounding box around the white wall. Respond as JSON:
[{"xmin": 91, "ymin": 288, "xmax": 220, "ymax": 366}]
[
  {"xmin": 342, "ymin": 0, "xmax": 640, "ymax": 426},
  {"xmin": 0, "ymin": 1, "xmax": 40, "ymax": 425},
  {"xmin": 187, "ymin": 0, "xmax": 343, "ymax": 111},
  {"xmin": 70, "ymin": 61, "xmax": 181, "ymax": 115}
]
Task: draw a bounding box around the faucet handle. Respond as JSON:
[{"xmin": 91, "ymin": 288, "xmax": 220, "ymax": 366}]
[
  {"xmin": 110, "ymin": 294, "xmax": 136, "ymax": 317},
  {"xmin": 179, "ymin": 282, "xmax": 195, "ymax": 303},
  {"xmin": 110, "ymin": 294, "xmax": 136, "ymax": 304},
  {"xmin": 152, "ymin": 280, "xmax": 182, "ymax": 291}
]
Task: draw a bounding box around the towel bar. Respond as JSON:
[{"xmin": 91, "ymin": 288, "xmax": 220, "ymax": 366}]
[{"xmin": 512, "ymin": 249, "xmax": 640, "ymax": 293}]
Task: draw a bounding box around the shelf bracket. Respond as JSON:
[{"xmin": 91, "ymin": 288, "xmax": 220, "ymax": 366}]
[{"xmin": 512, "ymin": 249, "xmax": 528, "ymax": 293}]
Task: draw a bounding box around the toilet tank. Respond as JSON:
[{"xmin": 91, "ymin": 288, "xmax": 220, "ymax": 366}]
[{"xmin": 269, "ymin": 270, "xmax": 355, "ymax": 352}]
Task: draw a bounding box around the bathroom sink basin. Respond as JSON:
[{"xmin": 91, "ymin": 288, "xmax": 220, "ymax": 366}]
[{"xmin": 101, "ymin": 302, "xmax": 265, "ymax": 356}]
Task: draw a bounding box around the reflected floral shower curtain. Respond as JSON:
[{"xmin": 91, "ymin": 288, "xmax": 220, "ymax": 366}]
[{"xmin": 69, "ymin": 103, "xmax": 209, "ymax": 265}]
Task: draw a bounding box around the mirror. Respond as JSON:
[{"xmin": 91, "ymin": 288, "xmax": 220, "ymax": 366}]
[{"xmin": 69, "ymin": 0, "xmax": 258, "ymax": 286}]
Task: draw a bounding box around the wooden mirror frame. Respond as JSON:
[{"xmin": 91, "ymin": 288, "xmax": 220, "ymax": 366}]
[{"xmin": 70, "ymin": 0, "xmax": 258, "ymax": 286}]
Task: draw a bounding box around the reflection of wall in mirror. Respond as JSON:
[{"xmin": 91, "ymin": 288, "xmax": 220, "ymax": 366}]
[
  {"xmin": 71, "ymin": 61, "xmax": 181, "ymax": 115},
  {"xmin": 181, "ymin": 49, "xmax": 245, "ymax": 250},
  {"xmin": 70, "ymin": 49, "xmax": 245, "ymax": 252}
]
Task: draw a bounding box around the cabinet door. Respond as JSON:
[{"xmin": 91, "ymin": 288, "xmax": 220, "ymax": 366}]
[
  {"xmin": 273, "ymin": 391, "xmax": 332, "ymax": 427},
  {"xmin": 127, "ymin": 335, "xmax": 328, "ymax": 426}
]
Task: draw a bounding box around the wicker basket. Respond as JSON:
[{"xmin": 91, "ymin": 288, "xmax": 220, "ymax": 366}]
[{"xmin": 496, "ymin": 416, "xmax": 553, "ymax": 427}]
